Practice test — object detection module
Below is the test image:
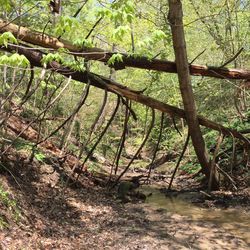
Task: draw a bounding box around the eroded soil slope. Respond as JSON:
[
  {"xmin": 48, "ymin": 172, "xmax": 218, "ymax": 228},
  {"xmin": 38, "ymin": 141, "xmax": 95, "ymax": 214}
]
[{"xmin": 0, "ymin": 153, "xmax": 249, "ymax": 249}]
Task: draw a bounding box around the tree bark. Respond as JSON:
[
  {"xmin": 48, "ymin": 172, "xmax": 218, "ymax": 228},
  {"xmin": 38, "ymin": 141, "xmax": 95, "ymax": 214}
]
[
  {"xmin": 0, "ymin": 18, "xmax": 250, "ymax": 80},
  {"xmin": 168, "ymin": 0, "xmax": 219, "ymax": 189}
]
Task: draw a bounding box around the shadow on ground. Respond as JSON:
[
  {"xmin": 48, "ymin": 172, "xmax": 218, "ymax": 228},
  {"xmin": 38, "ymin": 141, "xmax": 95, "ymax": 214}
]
[{"xmin": 0, "ymin": 152, "xmax": 249, "ymax": 249}]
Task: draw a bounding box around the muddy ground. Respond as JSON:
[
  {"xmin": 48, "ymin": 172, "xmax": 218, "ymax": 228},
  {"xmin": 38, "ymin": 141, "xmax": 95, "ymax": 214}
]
[{"xmin": 0, "ymin": 154, "xmax": 249, "ymax": 250}]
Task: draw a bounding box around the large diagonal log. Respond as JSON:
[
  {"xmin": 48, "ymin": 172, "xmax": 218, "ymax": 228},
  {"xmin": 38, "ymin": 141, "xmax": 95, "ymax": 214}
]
[
  {"xmin": 1, "ymin": 18, "xmax": 250, "ymax": 80},
  {"xmin": 1, "ymin": 44, "xmax": 249, "ymax": 145}
]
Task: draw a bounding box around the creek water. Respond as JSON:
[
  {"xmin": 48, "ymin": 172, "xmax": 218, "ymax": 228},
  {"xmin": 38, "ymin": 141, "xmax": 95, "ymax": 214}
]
[{"xmin": 140, "ymin": 186, "xmax": 250, "ymax": 245}]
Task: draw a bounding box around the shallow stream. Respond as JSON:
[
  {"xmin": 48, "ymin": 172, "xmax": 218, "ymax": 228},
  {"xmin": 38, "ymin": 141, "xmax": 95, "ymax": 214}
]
[{"xmin": 140, "ymin": 186, "xmax": 250, "ymax": 245}]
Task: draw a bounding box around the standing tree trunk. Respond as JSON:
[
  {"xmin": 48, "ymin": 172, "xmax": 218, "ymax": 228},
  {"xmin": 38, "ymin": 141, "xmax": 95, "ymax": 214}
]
[{"xmin": 168, "ymin": 0, "xmax": 219, "ymax": 190}]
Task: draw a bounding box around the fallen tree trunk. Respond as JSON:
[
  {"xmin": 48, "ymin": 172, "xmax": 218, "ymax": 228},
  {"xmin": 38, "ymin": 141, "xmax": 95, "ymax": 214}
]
[
  {"xmin": 6, "ymin": 115, "xmax": 116, "ymax": 180},
  {"xmin": 146, "ymin": 153, "xmax": 178, "ymax": 169},
  {"xmin": 1, "ymin": 44, "xmax": 249, "ymax": 145},
  {"xmin": 1, "ymin": 18, "xmax": 250, "ymax": 80},
  {"xmin": 6, "ymin": 115, "xmax": 81, "ymax": 169}
]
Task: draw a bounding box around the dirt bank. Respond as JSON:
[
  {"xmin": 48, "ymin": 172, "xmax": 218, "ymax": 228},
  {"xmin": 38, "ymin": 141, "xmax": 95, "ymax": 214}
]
[{"xmin": 0, "ymin": 156, "xmax": 249, "ymax": 249}]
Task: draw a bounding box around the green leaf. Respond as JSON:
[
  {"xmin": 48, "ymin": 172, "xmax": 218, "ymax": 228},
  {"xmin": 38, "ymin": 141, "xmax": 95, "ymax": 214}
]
[
  {"xmin": 107, "ymin": 53, "xmax": 124, "ymax": 66},
  {"xmin": 111, "ymin": 25, "xmax": 130, "ymax": 41},
  {"xmin": 41, "ymin": 53, "xmax": 63, "ymax": 66},
  {"xmin": 57, "ymin": 47, "xmax": 70, "ymax": 54},
  {"xmin": 124, "ymin": 1, "xmax": 135, "ymax": 14},
  {"xmin": 0, "ymin": 53, "xmax": 29, "ymax": 67},
  {"xmin": 0, "ymin": 0, "xmax": 12, "ymax": 12},
  {"xmin": 152, "ymin": 30, "xmax": 167, "ymax": 41},
  {"xmin": 73, "ymin": 38, "xmax": 93, "ymax": 48},
  {"xmin": 34, "ymin": 152, "xmax": 46, "ymax": 162},
  {"xmin": 55, "ymin": 16, "xmax": 79, "ymax": 36},
  {"xmin": 63, "ymin": 60, "xmax": 85, "ymax": 72},
  {"xmin": 97, "ymin": 8, "xmax": 112, "ymax": 18},
  {"xmin": 0, "ymin": 32, "xmax": 17, "ymax": 47}
]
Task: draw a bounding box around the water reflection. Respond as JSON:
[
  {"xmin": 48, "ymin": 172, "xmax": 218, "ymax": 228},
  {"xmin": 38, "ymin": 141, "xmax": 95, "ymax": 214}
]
[{"xmin": 140, "ymin": 186, "xmax": 250, "ymax": 244}]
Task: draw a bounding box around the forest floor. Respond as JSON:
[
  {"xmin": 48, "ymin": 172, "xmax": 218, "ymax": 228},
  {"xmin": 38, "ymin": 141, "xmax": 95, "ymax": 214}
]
[{"xmin": 0, "ymin": 150, "xmax": 249, "ymax": 250}]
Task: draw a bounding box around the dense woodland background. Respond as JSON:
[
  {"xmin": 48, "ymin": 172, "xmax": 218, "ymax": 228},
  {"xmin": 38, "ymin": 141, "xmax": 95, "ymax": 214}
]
[
  {"xmin": 0, "ymin": 0, "xmax": 249, "ymax": 192},
  {"xmin": 0, "ymin": 1, "xmax": 250, "ymax": 248}
]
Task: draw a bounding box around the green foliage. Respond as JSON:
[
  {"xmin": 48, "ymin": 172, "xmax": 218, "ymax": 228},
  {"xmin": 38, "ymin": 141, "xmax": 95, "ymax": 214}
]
[
  {"xmin": 0, "ymin": 185, "xmax": 20, "ymax": 229},
  {"xmin": 51, "ymin": 102, "xmax": 65, "ymax": 117},
  {"xmin": 132, "ymin": 30, "xmax": 168, "ymax": 58},
  {"xmin": 41, "ymin": 53, "xmax": 63, "ymax": 66},
  {"xmin": 0, "ymin": 53, "xmax": 29, "ymax": 67},
  {"xmin": 0, "ymin": 186, "xmax": 16, "ymax": 208},
  {"xmin": 0, "ymin": 216, "xmax": 8, "ymax": 229},
  {"xmin": 74, "ymin": 120, "xmax": 81, "ymax": 140},
  {"xmin": 0, "ymin": 0, "xmax": 12, "ymax": 11},
  {"xmin": 97, "ymin": 8, "xmax": 112, "ymax": 19},
  {"xmin": 55, "ymin": 16, "xmax": 79, "ymax": 36},
  {"xmin": 86, "ymin": 162, "xmax": 100, "ymax": 173},
  {"xmin": 63, "ymin": 60, "xmax": 85, "ymax": 71},
  {"xmin": 41, "ymin": 51, "xmax": 86, "ymax": 71},
  {"xmin": 152, "ymin": 30, "xmax": 168, "ymax": 42},
  {"xmin": 112, "ymin": 25, "xmax": 130, "ymax": 42},
  {"xmin": 13, "ymin": 139, "xmax": 46, "ymax": 162},
  {"xmin": 73, "ymin": 38, "xmax": 93, "ymax": 48},
  {"xmin": 204, "ymin": 130, "xmax": 219, "ymax": 150},
  {"xmin": 13, "ymin": 138, "xmax": 33, "ymax": 152},
  {"xmin": 57, "ymin": 47, "xmax": 70, "ymax": 54},
  {"xmin": 34, "ymin": 151, "xmax": 46, "ymax": 162},
  {"xmin": 0, "ymin": 32, "xmax": 17, "ymax": 47},
  {"xmin": 227, "ymin": 117, "xmax": 250, "ymax": 131},
  {"xmin": 107, "ymin": 53, "xmax": 124, "ymax": 66},
  {"xmin": 180, "ymin": 162, "xmax": 201, "ymax": 175},
  {"xmin": 41, "ymin": 80, "xmax": 57, "ymax": 90},
  {"xmin": 96, "ymin": 0, "xmax": 136, "ymax": 44},
  {"xmin": 0, "ymin": 0, "xmax": 249, "ymax": 183},
  {"xmin": 97, "ymin": 0, "xmax": 135, "ymax": 24}
]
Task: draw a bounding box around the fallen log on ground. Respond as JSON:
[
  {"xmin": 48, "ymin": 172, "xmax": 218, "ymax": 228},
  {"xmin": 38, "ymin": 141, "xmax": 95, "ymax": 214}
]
[
  {"xmin": 6, "ymin": 115, "xmax": 121, "ymax": 183},
  {"xmin": 1, "ymin": 18, "xmax": 250, "ymax": 80},
  {"xmin": 6, "ymin": 115, "xmax": 83, "ymax": 170},
  {"xmin": 2, "ymin": 44, "xmax": 249, "ymax": 145},
  {"xmin": 146, "ymin": 153, "xmax": 178, "ymax": 169}
]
